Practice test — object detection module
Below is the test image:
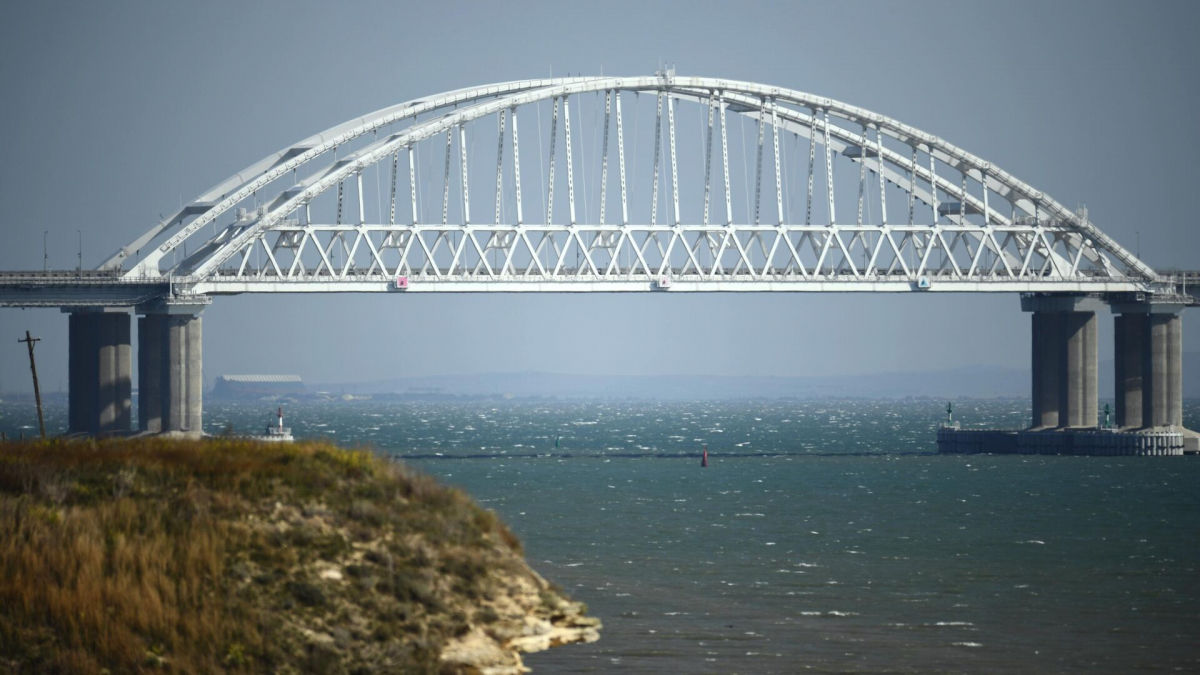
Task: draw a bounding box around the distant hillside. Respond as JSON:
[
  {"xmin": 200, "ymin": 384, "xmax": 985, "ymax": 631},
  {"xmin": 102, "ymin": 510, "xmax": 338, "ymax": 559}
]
[
  {"xmin": 317, "ymin": 365, "xmax": 1030, "ymax": 400},
  {"xmin": 318, "ymin": 353, "xmax": 1200, "ymax": 400},
  {"xmin": 1101, "ymin": 351, "xmax": 1200, "ymax": 399}
]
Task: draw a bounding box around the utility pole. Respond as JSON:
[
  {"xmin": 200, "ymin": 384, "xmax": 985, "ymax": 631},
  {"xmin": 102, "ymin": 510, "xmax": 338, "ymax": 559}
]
[{"xmin": 18, "ymin": 331, "xmax": 46, "ymax": 439}]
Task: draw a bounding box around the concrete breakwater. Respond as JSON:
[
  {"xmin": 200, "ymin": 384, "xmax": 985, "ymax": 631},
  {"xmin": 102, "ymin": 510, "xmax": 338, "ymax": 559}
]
[{"xmin": 937, "ymin": 426, "xmax": 1191, "ymax": 456}]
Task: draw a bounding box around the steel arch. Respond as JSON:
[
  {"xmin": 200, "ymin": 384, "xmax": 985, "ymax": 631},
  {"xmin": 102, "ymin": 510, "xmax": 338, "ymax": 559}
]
[{"xmin": 105, "ymin": 74, "xmax": 1160, "ymax": 295}]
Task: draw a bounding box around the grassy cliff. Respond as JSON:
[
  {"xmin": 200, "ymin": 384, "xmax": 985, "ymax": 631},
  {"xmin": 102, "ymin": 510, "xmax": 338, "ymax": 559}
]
[{"xmin": 0, "ymin": 438, "xmax": 597, "ymax": 673}]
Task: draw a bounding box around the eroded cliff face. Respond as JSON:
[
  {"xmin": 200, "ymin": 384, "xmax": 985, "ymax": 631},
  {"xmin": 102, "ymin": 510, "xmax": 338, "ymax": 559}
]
[
  {"xmin": 439, "ymin": 568, "xmax": 600, "ymax": 673},
  {"xmin": 241, "ymin": 497, "xmax": 600, "ymax": 673},
  {"xmin": 0, "ymin": 438, "xmax": 599, "ymax": 673}
]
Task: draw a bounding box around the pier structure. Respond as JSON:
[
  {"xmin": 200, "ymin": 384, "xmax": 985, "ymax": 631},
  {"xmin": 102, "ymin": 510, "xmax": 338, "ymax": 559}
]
[
  {"xmin": 135, "ymin": 299, "xmax": 207, "ymax": 435},
  {"xmin": 66, "ymin": 308, "xmax": 131, "ymax": 435},
  {"xmin": 1020, "ymin": 292, "xmax": 1186, "ymax": 432},
  {"xmin": 62, "ymin": 298, "xmax": 207, "ymax": 436},
  {"xmin": 1025, "ymin": 294, "xmax": 1101, "ymax": 430},
  {"xmin": 0, "ymin": 75, "xmax": 1193, "ymax": 444},
  {"xmin": 938, "ymin": 293, "xmax": 1193, "ymax": 455},
  {"xmin": 1112, "ymin": 300, "xmax": 1186, "ymax": 429}
]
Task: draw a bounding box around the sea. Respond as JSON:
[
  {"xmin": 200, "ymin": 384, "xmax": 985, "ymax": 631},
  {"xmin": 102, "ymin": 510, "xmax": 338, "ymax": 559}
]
[{"xmin": 2, "ymin": 396, "xmax": 1198, "ymax": 673}]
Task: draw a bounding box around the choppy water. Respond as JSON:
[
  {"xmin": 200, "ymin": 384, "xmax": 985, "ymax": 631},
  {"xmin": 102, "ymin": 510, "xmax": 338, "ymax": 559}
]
[{"xmin": 3, "ymin": 397, "xmax": 1198, "ymax": 672}]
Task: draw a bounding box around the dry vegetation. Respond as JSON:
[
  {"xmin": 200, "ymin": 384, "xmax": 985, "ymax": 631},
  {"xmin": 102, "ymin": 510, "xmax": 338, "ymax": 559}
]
[{"xmin": 0, "ymin": 437, "xmax": 595, "ymax": 673}]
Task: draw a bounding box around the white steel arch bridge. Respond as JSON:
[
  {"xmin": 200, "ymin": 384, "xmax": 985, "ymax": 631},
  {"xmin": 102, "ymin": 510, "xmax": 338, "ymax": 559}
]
[
  {"xmin": 2, "ymin": 73, "xmax": 1194, "ymax": 442},
  {"xmin": 92, "ymin": 72, "xmax": 1174, "ymax": 297}
]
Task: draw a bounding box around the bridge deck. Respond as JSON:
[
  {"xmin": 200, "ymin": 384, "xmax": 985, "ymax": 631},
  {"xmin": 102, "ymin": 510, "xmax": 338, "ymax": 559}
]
[{"xmin": 0, "ymin": 268, "xmax": 1172, "ymax": 306}]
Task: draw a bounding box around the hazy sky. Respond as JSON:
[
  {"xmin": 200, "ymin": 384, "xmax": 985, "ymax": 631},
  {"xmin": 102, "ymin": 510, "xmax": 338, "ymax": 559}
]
[{"xmin": 1, "ymin": 0, "xmax": 1198, "ymax": 391}]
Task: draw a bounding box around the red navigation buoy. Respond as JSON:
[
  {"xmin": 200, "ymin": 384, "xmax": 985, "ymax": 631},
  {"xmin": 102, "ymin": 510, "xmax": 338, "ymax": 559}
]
[{"xmin": 701, "ymin": 445, "xmax": 709, "ymax": 468}]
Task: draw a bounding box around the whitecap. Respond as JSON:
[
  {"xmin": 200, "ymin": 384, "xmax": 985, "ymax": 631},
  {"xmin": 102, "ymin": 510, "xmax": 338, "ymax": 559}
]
[{"xmin": 952, "ymin": 642, "xmax": 983, "ymax": 648}]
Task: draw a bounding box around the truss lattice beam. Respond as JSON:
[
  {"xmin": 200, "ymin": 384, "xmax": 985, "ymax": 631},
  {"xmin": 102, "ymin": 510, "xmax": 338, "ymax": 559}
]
[{"xmin": 110, "ymin": 75, "xmax": 1158, "ymax": 294}]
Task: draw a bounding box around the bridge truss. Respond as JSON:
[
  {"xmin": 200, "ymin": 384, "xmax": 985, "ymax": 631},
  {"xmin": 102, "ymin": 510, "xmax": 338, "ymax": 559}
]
[{"xmin": 100, "ymin": 73, "xmax": 1162, "ymax": 295}]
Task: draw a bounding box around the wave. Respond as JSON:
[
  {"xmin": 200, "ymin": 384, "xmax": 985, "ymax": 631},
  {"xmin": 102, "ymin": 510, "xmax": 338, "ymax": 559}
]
[{"xmin": 394, "ymin": 450, "xmax": 932, "ymax": 460}]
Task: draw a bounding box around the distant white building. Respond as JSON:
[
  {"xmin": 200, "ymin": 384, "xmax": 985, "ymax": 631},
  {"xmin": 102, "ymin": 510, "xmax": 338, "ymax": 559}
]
[{"xmin": 212, "ymin": 374, "xmax": 304, "ymax": 398}]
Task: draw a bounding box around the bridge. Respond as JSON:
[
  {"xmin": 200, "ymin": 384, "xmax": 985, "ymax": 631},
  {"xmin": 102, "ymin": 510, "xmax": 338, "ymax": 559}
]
[{"xmin": 1, "ymin": 73, "xmax": 1195, "ymax": 449}]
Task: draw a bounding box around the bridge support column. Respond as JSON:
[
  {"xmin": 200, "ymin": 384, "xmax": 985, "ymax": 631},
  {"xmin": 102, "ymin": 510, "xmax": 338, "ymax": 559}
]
[
  {"xmin": 137, "ymin": 314, "xmax": 165, "ymax": 432},
  {"xmin": 1114, "ymin": 313, "xmax": 1146, "ymax": 429},
  {"xmin": 168, "ymin": 314, "xmax": 204, "ymax": 433},
  {"xmin": 1060, "ymin": 311, "xmax": 1098, "ymax": 429},
  {"xmin": 138, "ymin": 300, "xmax": 207, "ymax": 435},
  {"xmin": 1163, "ymin": 312, "xmax": 1183, "ymax": 427},
  {"xmin": 1022, "ymin": 295, "xmax": 1101, "ymax": 430},
  {"xmin": 66, "ymin": 309, "xmax": 132, "ymax": 435},
  {"xmin": 1030, "ymin": 311, "xmax": 1061, "ymax": 428},
  {"xmin": 1112, "ymin": 301, "xmax": 1185, "ymax": 429}
]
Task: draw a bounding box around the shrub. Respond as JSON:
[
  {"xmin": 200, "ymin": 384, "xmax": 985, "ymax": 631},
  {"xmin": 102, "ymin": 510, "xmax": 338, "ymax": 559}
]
[{"xmin": 285, "ymin": 580, "xmax": 326, "ymax": 608}]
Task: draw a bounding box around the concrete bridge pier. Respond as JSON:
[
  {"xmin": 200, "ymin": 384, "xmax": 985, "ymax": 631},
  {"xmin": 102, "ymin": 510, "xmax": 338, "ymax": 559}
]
[
  {"xmin": 138, "ymin": 301, "xmax": 205, "ymax": 434},
  {"xmin": 1114, "ymin": 312, "xmax": 1146, "ymax": 429},
  {"xmin": 137, "ymin": 314, "xmax": 165, "ymax": 432},
  {"xmin": 1029, "ymin": 310, "xmax": 1062, "ymax": 428},
  {"xmin": 1023, "ymin": 295, "xmax": 1100, "ymax": 430},
  {"xmin": 1112, "ymin": 301, "xmax": 1185, "ymax": 429},
  {"xmin": 66, "ymin": 308, "xmax": 132, "ymax": 435}
]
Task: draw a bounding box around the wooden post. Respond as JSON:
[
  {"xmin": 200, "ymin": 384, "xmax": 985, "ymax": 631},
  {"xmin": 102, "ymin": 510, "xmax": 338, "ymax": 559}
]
[{"xmin": 18, "ymin": 331, "xmax": 45, "ymax": 439}]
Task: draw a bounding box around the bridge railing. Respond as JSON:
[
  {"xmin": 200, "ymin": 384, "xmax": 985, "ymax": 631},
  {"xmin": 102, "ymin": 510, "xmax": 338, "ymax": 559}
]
[{"xmin": 1153, "ymin": 270, "xmax": 1200, "ymax": 301}]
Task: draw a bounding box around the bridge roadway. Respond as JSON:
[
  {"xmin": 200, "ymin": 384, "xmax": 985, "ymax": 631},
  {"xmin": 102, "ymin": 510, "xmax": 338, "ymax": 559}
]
[
  {"xmin": 0, "ymin": 74, "xmax": 1195, "ymax": 449},
  {"xmin": 2, "ymin": 268, "xmax": 1196, "ymax": 296}
]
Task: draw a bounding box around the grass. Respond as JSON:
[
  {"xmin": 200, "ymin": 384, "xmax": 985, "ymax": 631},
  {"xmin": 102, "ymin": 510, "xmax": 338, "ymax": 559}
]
[{"xmin": 0, "ymin": 437, "xmax": 535, "ymax": 673}]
